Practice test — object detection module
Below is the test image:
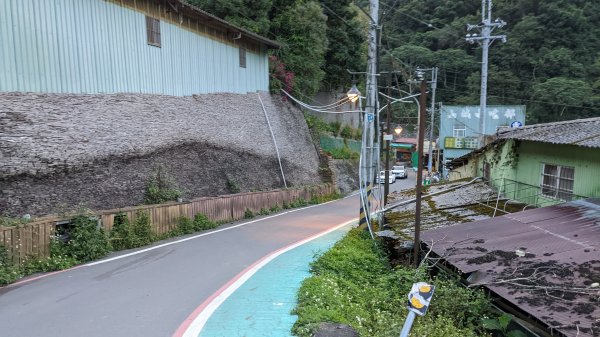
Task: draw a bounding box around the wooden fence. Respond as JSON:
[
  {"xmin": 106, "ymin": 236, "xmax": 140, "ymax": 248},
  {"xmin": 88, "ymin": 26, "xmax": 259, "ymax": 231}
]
[{"xmin": 1, "ymin": 184, "xmax": 334, "ymax": 265}]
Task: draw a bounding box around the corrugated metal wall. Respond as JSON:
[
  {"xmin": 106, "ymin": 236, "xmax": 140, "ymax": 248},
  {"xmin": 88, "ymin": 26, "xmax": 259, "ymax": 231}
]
[{"xmin": 0, "ymin": 0, "xmax": 269, "ymax": 95}]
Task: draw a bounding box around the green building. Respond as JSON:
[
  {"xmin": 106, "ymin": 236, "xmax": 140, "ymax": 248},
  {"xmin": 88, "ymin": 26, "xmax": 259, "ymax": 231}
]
[{"xmin": 447, "ymin": 117, "xmax": 600, "ymax": 207}]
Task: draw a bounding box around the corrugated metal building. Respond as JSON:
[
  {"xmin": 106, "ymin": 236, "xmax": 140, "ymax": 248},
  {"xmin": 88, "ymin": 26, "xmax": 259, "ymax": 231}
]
[{"xmin": 0, "ymin": 0, "xmax": 279, "ymax": 95}]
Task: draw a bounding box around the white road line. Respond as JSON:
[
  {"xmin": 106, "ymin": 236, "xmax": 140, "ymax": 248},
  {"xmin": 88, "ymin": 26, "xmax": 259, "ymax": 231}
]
[{"xmin": 85, "ymin": 197, "xmax": 351, "ymax": 267}]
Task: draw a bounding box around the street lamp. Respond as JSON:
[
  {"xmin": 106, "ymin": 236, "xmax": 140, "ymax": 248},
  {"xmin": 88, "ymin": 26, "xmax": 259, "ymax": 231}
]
[
  {"xmin": 394, "ymin": 126, "xmax": 403, "ymax": 135},
  {"xmin": 347, "ymin": 84, "xmax": 360, "ymax": 103}
]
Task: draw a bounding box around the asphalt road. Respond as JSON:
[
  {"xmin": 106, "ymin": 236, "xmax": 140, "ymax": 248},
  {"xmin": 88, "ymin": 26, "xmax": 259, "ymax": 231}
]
[
  {"xmin": 372, "ymin": 169, "xmax": 418, "ymax": 197},
  {"xmin": 0, "ymin": 196, "xmax": 359, "ymax": 337}
]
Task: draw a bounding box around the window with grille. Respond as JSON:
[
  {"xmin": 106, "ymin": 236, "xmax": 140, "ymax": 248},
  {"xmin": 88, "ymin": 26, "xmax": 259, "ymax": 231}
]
[
  {"xmin": 146, "ymin": 16, "xmax": 161, "ymax": 47},
  {"xmin": 541, "ymin": 164, "xmax": 575, "ymax": 200},
  {"xmin": 453, "ymin": 123, "xmax": 466, "ymax": 138},
  {"xmin": 239, "ymin": 47, "xmax": 246, "ymax": 68},
  {"xmin": 463, "ymin": 137, "xmax": 478, "ymax": 149}
]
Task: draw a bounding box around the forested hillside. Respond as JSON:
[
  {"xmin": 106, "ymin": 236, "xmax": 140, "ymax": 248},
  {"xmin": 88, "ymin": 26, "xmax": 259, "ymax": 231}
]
[{"xmin": 188, "ymin": 0, "xmax": 599, "ymax": 123}]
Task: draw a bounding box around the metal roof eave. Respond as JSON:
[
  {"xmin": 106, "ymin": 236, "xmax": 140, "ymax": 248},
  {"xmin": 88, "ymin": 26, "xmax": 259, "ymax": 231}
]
[{"xmin": 175, "ymin": 0, "xmax": 281, "ymax": 49}]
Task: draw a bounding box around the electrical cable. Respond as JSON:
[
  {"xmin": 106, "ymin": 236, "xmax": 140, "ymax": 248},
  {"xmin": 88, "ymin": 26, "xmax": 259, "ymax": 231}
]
[{"xmin": 280, "ymin": 89, "xmax": 361, "ymax": 114}]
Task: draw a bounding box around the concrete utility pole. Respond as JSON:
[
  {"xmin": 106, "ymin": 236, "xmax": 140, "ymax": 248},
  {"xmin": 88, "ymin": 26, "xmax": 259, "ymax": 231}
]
[
  {"xmin": 413, "ymin": 76, "xmax": 428, "ymax": 267},
  {"xmin": 466, "ymin": 0, "xmax": 506, "ymax": 147},
  {"xmin": 427, "ymin": 67, "xmax": 437, "ymax": 172},
  {"xmin": 358, "ymin": 0, "xmax": 379, "ymax": 235}
]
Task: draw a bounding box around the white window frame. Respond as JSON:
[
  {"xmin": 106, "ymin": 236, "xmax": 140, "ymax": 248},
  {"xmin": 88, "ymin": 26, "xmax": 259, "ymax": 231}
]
[
  {"xmin": 540, "ymin": 163, "xmax": 575, "ymax": 200},
  {"xmin": 453, "ymin": 123, "xmax": 466, "ymax": 138}
]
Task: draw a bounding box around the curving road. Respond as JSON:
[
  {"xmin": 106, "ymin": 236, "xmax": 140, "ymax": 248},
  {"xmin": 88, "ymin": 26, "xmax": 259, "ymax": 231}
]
[{"xmin": 0, "ymin": 196, "xmax": 360, "ymax": 337}]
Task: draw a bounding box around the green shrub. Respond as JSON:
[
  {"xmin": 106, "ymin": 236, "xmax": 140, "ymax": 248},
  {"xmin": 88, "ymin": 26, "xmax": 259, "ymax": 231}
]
[
  {"xmin": 226, "ymin": 177, "xmax": 241, "ymax": 194},
  {"xmin": 144, "ymin": 165, "xmax": 181, "ymax": 204},
  {"xmin": 0, "ymin": 245, "xmax": 21, "ymax": 285},
  {"xmin": 22, "ymin": 253, "xmax": 77, "ymax": 274},
  {"xmin": 290, "ymin": 198, "xmax": 309, "ymax": 208},
  {"xmin": 304, "ymin": 113, "xmax": 331, "ymax": 134},
  {"xmin": 58, "ymin": 215, "xmax": 110, "ymax": 263},
  {"xmin": 244, "ymin": 208, "xmax": 255, "ymax": 219},
  {"xmin": 193, "ymin": 213, "xmax": 217, "ymax": 231},
  {"xmin": 269, "ymin": 204, "xmax": 281, "ymax": 213},
  {"xmin": 109, "ymin": 211, "xmax": 154, "ymax": 250},
  {"xmin": 329, "ymin": 121, "xmax": 342, "ymax": 136},
  {"xmin": 0, "ymin": 216, "xmax": 30, "ymax": 228},
  {"xmin": 353, "ymin": 128, "xmax": 363, "ymax": 140},
  {"xmin": 176, "ymin": 216, "xmax": 194, "ymax": 235},
  {"xmin": 327, "ymin": 146, "xmax": 359, "ymax": 160},
  {"xmin": 259, "ymin": 208, "xmax": 270, "ymax": 216},
  {"xmin": 110, "ymin": 212, "xmax": 131, "ymax": 251},
  {"xmin": 129, "ymin": 211, "xmax": 154, "ymax": 247},
  {"xmin": 340, "ymin": 125, "xmax": 354, "ymax": 139}
]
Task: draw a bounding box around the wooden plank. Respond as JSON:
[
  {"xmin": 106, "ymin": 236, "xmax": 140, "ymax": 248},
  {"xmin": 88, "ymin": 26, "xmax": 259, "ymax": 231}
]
[{"xmin": 32, "ymin": 224, "xmax": 40, "ymax": 257}]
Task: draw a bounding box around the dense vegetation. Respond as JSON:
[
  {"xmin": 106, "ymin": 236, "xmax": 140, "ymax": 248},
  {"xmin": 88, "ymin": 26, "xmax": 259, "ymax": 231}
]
[
  {"xmin": 293, "ymin": 229, "xmax": 503, "ymax": 337},
  {"xmin": 188, "ymin": 0, "xmax": 599, "ymax": 124},
  {"xmin": 375, "ymin": 0, "xmax": 600, "ymax": 123}
]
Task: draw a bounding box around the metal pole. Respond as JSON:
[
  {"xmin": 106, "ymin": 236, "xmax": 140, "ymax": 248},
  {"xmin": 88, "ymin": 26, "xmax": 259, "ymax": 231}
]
[
  {"xmin": 466, "ymin": 0, "xmax": 506, "ymax": 148},
  {"xmin": 384, "ymin": 77, "xmax": 392, "ymax": 206},
  {"xmin": 413, "ymin": 79, "xmax": 427, "ymax": 267},
  {"xmin": 399, "ymin": 311, "xmax": 417, "ymax": 337},
  {"xmin": 437, "ymin": 102, "xmax": 443, "ymax": 176},
  {"xmin": 479, "ymin": 20, "xmax": 490, "ymax": 147},
  {"xmin": 427, "ymin": 67, "xmax": 437, "ymax": 172}
]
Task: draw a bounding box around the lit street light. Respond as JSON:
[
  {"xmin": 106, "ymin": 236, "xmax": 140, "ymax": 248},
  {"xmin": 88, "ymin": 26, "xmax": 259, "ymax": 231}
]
[{"xmin": 346, "ymin": 84, "xmax": 360, "ymax": 103}]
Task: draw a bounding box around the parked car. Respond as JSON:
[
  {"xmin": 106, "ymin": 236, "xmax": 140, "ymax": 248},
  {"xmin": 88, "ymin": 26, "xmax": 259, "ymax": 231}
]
[
  {"xmin": 376, "ymin": 170, "xmax": 396, "ymax": 184},
  {"xmin": 391, "ymin": 165, "xmax": 408, "ymax": 179}
]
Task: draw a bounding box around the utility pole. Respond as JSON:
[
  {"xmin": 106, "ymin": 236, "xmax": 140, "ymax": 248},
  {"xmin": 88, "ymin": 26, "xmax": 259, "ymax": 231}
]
[
  {"xmin": 466, "ymin": 0, "xmax": 506, "ymax": 147},
  {"xmin": 427, "ymin": 67, "xmax": 437, "ymax": 172},
  {"xmin": 413, "ymin": 76, "xmax": 427, "ymax": 267},
  {"xmin": 358, "ymin": 0, "xmax": 378, "ymax": 237}
]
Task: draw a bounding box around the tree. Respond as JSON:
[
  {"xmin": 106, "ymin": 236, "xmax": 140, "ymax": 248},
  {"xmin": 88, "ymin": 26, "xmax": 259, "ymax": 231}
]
[
  {"xmin": 532, "ymin": 77, "xmax": 593, "ymax": 122},
  {"xmin": 318, "ymin": 0, "xmax": 365, "ymax": 91},
  {"xmin": 186, "ymin": 0, "xmax": 272, "ymax": 35},
  {"xmin": 271, "ymin": 1, "xmax": 328, "ymax": 97}
]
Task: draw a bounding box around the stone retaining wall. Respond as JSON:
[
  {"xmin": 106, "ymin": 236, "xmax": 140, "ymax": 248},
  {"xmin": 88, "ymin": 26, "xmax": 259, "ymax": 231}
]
[{"xmin": 0, "ymin": 92, "xmax": 321, "ymax": 216}]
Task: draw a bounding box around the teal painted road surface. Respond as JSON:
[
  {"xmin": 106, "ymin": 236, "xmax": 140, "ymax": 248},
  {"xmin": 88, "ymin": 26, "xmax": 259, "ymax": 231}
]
[{"xmin": 199, "ymin": 224, "xmax": 354, "ymax": 337}]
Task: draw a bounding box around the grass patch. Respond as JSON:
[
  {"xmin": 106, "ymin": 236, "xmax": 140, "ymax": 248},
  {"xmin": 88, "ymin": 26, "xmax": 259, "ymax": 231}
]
[{"xmin": 292, "ymin": 229, "xmax": 494, "ymax": 337}]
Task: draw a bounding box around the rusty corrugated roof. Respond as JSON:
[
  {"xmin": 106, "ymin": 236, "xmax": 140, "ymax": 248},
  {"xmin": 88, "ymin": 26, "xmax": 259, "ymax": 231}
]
[
  {"xmin": 422, "ymin": 199, "xmax": 600, "ymax": 337},
  {"xmin": 497, "ymin": 117, "xmax": 600, "ymax": 148}
]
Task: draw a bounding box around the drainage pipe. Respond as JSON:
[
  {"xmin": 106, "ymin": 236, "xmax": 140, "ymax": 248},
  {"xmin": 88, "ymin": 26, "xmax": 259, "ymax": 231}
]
[{"xmin": 257, "ymin": 93, "xmax": 287, "ymax": 188}]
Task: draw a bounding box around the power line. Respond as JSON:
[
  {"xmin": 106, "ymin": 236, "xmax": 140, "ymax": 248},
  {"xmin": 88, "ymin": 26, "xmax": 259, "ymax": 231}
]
[{"xmin": 435, "ymin": 87, "xmax": 599, "ymax": 111}]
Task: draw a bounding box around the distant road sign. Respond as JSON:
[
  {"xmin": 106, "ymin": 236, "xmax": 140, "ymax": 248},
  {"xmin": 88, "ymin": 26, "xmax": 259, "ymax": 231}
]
[
  {"xmin": 510, "ymin": 121, "xmax": 523, "ymax": 128},
  {"xmin": 367, "ymin": 113, "xmax": 374, "ymax": 122}
]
